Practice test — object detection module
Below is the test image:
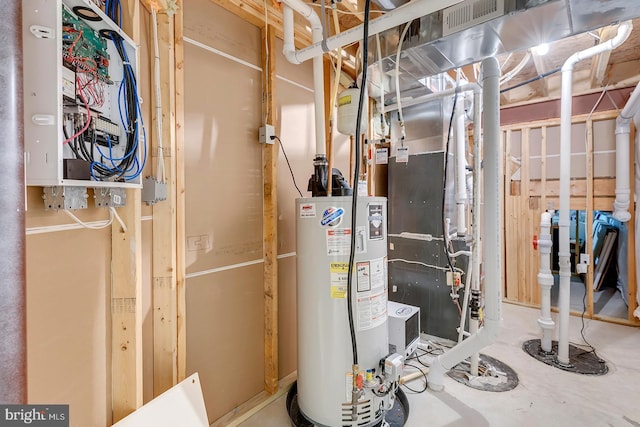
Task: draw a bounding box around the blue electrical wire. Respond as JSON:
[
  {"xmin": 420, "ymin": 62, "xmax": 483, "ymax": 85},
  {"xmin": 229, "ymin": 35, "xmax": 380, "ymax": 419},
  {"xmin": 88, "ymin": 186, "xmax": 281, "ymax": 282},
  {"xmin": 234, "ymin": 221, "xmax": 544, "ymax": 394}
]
[{"xmin": 86, "ymin": 33, "xmax": 147, "ymax": 181}]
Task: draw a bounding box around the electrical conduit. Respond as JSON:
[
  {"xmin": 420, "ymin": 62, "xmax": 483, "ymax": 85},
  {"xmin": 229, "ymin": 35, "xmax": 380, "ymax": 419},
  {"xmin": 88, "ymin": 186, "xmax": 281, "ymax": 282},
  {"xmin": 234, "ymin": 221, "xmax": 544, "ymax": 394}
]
[
  {"xmin": 427, "ymin": 57, "xmax": 502, "ymax": 391},
  {"xmin": 557, "ymin": 21, "xmax": 632, "ymax": 365}
]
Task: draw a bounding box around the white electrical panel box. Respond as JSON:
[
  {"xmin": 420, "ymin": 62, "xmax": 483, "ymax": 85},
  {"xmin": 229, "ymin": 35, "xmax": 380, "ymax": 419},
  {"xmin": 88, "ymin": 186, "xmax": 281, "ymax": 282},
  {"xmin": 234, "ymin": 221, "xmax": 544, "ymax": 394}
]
[{"xmin": 23, "ymin": 0, "xmax": 144, "ymax": 188}]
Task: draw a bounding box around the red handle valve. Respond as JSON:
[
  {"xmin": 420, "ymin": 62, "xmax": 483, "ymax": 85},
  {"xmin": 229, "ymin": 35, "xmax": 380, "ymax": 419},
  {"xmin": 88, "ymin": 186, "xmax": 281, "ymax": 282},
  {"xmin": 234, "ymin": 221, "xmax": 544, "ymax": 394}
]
[{"xmin": 532, "ymin": 235, "xmax": 538, "ymax": 250}]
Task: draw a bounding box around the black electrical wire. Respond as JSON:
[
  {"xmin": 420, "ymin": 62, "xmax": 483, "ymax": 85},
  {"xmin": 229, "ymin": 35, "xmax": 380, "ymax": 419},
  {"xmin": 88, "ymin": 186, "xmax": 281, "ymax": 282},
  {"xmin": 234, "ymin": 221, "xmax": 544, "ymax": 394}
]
[
  {"xmin": 346, "ymin": 0, "xmax": 371, "ymax": 367},
  {"xmin": 274, "ymin": 136, "xmax": 303, "ymax": 198},
  {"xmin": 401, "ymin": 363, "xmax": 428, "ymax": 393},
  {"xmin": 500, "ymin": 67, "xmax": 561, "ymax": 94},
  {"xmin": 441, "ymin": 92, "xmax": 458, "ymax": 273},
  {"xmin": 575, "ymin": 287, "xmax": 605, "ymax": 363}
]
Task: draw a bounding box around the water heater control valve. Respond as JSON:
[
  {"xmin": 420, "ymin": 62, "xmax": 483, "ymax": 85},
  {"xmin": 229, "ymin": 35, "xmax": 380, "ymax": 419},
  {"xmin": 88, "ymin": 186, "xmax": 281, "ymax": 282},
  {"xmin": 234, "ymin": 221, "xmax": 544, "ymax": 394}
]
[{"xmin": 383, "ymin": 353, "xmax": 404, "ymax": 382}]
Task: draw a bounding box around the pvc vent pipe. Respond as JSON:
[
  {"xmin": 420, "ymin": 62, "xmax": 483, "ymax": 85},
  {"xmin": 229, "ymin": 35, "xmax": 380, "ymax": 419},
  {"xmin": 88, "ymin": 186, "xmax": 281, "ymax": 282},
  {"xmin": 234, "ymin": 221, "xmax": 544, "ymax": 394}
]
[
  {"xmin": 282, "ymin": 0, "xmax": 463, "ymax": 65},
  {"xmin": 537, "ymin": 211, "xmax": 554, "ymax": 353},
  {"xmin": 613, "ymin": 81, "xmax": 640, "ymax": 222},
  {"xmin": 282, "ymin": 2, "xmax": 326, "ymax": 156},
  {"xmin": 557, "ymin": 21, "xmax": 632, "ymax": 365},
  {"xmin": 427, "ymin": 57, "xmax": 502, "ymax": 391}
]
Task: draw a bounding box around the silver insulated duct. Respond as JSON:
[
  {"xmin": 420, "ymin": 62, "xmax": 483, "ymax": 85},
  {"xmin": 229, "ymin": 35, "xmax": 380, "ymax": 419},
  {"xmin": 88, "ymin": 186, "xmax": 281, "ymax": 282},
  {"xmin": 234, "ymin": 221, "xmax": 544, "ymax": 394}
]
[{"xmin": 368, "ymin": 0, "xmax": 640, "ymax": 101}]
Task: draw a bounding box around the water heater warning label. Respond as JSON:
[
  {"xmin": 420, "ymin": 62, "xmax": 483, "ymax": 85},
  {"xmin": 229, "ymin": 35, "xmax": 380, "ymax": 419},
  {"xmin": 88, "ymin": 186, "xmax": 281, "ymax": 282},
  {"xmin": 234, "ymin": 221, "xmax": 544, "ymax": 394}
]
[
  {"xmin": 357, "ymin": 288, "xmax": 387, "ymax": 331},
  {"xmin": 330, "ymin": 262, "xmax": 349, "ymax": 299},
  {"xmin": 326, "ymin": 228, "xmax": 351, "ymax": 256}
]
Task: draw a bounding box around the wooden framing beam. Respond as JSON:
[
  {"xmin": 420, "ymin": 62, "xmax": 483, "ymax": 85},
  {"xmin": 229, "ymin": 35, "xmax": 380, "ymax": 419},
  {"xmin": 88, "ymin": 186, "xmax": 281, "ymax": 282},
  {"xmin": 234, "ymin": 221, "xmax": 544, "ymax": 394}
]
[
  {"xmin": 589, "ymin": 26, "xmax": 618, "ymax": 88},
  {"xmin": 174, "ymin": 0, "xmax": 187, "ymax": 383},
  {"xmin": 112, "ymin": 0, "xmax": 143, "ymax": 421},
  {"xmin": 149, "ymin": 8, "xmax": 179, "ymax": 397},
  {"xmin": 531, "ymin": 52, "xmax": 549, "ymax": 97},
  {"xmin": 261, "ymin": 24, "xmax": 279, "ymax": 395},
  {"xmin": 324, "ymin": 57, "xmax": 334, "ymax": 195},
  {"xmin": 209, "ymin": 0, "xmax": 312, "ymax": 47},
  {"xmin": 586, "ymin": 119, "xmax": 594, "ymax": 317}
]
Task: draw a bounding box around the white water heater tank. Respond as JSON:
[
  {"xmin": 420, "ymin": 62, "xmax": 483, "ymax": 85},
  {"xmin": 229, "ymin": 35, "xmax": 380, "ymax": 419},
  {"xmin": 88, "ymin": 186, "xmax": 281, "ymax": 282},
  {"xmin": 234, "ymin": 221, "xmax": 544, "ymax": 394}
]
[
  {"xmin": 337, "ymin": 87, "xmax": 368, "ymax": 136},
  {"xmin": 296, "ymin": 196, "xmax": 388, "ymax": 427}
]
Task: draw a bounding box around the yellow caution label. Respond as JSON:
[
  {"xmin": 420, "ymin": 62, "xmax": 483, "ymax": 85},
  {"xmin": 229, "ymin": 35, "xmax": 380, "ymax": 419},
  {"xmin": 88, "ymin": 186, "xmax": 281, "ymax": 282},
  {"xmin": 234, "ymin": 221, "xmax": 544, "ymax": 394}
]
[
  {"xmin": 338, "ymin": 94, "xmax": 352, "ymax": 107},
  {"xmin": 331, "ymin": 286, "xmax": 347, "ymax": 299},
  {"xmin": 330, "ymin": 262, "xmax": 349, "ymax": 273},
  {"xmin": 330, "ymin": 262, "xmax": 349, "ymax": 299}
]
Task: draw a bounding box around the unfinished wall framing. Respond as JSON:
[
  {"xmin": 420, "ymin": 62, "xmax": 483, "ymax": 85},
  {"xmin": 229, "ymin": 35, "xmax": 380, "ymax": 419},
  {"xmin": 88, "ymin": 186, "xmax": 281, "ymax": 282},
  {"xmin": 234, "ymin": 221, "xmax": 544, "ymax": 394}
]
[{"xmin": 502, "ymin": 110, "xmax": 639, "ymax": 325}]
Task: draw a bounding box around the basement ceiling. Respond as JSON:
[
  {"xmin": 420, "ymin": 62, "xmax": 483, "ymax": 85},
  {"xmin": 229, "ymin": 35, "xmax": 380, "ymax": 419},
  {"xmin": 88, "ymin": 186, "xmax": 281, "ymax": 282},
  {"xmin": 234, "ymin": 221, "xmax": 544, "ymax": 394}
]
[{"xmin": 208, "ymin": 0, "xmax": 640, "ymax": 107}]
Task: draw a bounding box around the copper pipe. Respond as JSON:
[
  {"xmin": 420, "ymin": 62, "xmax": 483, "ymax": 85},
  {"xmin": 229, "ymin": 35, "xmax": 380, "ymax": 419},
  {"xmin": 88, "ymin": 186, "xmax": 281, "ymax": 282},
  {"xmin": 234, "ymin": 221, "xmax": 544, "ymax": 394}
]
[{"xmin": 0, "ymin": 0, "xmax": 26, "ymax": 404}]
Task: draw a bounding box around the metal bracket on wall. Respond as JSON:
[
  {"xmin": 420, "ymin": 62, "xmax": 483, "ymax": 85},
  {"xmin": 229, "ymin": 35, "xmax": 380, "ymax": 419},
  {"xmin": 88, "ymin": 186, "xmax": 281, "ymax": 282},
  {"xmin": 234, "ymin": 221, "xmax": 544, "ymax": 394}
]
[
  {"xmin": 43, "ymin": 186, "xmax": 88, "ymax": 210},
  {"xmin": 94, "ymin": 187, "xmax": 127, "ymax": 208}
]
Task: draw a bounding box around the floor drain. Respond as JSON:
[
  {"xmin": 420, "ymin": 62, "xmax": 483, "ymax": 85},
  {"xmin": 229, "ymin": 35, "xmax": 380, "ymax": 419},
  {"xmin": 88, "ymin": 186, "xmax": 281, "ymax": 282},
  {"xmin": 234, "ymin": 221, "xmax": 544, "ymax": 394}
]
[{"xmin": 447, "ymin": 353, "xmax": 519, "ymax": 392}]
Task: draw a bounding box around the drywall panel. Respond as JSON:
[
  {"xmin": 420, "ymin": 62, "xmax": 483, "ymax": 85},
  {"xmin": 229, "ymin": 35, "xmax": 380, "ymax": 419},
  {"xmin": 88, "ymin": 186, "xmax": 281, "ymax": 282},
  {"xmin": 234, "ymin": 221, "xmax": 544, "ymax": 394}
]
[
  {"xmin": 112, "ymin": 373, "xmax": 208, "ymax": 427},
  {"xmin": 593, "ymin": 119, "xmax": 617, "ymax": 152},
  {"xmin": 185, "ymin": 265, "xmax": 264, "ymax": 423},
  {"xmin": 26, "ymin": 229, "xmax": 111, "ymax": 427},
  {"xmin": 278, "ymin": 256, "xmax": 297, "ymax": 378},
  {"xmin": 184, "ymin": 0, "xmax": 261, "ymax": 68},
  {"xmin": 25, "ymin": 187, "xmax": 111, "ymax": 228},
  {"xmin": 184, "ymin": 42, "xmax": 263, "ymax": 274},
  {"xmin": 276, "ymin": 78, "xmax": 315, "ymax": 254},
  {"xmin": 274, "ymin": 38, "xmax": 313, "ymax": 90},
  {"xmin": 594, "ymin": 152, "xmax": 616, "ymax": 178}
]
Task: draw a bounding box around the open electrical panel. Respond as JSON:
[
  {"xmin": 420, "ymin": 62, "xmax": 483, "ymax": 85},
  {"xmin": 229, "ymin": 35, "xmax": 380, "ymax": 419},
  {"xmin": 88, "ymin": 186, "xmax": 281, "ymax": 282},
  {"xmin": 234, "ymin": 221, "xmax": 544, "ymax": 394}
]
[{"xmin": 23, "ymin": 0, "xmax": 144, "ymax": 188}]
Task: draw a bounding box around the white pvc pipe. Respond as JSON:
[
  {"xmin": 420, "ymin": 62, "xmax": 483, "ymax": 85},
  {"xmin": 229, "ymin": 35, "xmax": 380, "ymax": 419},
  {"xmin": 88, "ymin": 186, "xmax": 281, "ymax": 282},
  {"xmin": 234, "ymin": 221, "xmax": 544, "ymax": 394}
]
[
  {"xmin": 283, "ymin": 0, "xmax": 463, "ymax": 65},
  {"xmin": 456, "ymin": 89, "xmax": 481, "ymax": 349},
  {"xmin": 557, "ymin": 21, "xmax": 632, "ymax": 365},
  {"xmin": 282, "ymin": 2, "xmax": 326, "ymax": 156},
  {"xmin": 469, "ymin": 87, "xmax": 482, "ymax": 377},
  {"xmin": 613, "ymin": 81, "xmax": 640, "ymax": 222},
  {"xmin": 428, "ymin": 57, "xmax": 501, "ymax": 391},
  {"xmin": 455, "ymin": 95, "xmax": 467, "ymax": 236},
  {"xmin": 537, "ymin": 211, "xmax": 555, "ymax": 353},
  {"xmin": 457, "ymin": 265, "xmax": 472, "ymax": 343}
]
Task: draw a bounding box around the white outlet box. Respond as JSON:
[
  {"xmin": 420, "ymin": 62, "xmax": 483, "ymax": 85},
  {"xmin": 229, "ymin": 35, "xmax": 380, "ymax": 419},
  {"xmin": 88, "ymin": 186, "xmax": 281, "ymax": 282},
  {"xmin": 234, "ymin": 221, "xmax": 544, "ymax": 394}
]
[{"xmin": 259, "ymin": 124, "xmax": 275, "ymax": 144}]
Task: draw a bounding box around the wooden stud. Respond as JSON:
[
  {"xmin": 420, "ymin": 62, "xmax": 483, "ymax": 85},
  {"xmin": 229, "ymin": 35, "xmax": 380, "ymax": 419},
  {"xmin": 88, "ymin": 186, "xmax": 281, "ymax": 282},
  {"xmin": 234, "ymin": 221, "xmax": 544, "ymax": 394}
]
[
  {"xmin": 585, "ymin": 119, "xmax": 594, "ymax": 317},
  {"xmin": 324, "ymin": 57, "xmax": 334, "ymax": 195},
  {"xmin": 520, "ymin": 129, "xmax": 531, "ymax": 303},
  {"xmin": 504, "ymin": 129, "xmax": 519, "ymax": 301},
  {"xmin": 112, "ymin": 0, "xmax": 143, "ymax": 421},
  {"xmin": 174, "ymin": 0, "xmax": 187, "ymax": 383},
  {"xmin": 150, "ymin": 10, "xmax": 178, "ymax": 397},
  {"xmin": 261, "ymin": 24, "xmax": 279, "ymax": 395}
]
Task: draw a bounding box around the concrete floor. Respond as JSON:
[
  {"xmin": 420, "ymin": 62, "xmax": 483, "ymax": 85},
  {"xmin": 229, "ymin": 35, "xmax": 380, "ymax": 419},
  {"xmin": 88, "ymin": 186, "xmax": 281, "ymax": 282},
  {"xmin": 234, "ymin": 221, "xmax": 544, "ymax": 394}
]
[{"xmin": 238, "ymin": 303, "xmax": 640, "ymax": 427}]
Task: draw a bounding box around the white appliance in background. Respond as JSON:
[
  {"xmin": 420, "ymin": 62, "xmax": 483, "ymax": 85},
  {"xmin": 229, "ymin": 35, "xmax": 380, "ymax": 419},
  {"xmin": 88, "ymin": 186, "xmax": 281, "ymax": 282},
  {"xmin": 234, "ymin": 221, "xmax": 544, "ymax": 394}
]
[{"xmin": 388, "ymin": 301, "xmax": 420, "ymax": 358}]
